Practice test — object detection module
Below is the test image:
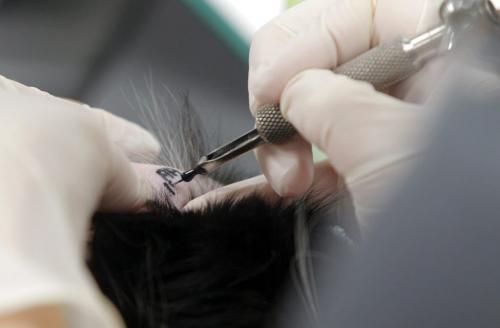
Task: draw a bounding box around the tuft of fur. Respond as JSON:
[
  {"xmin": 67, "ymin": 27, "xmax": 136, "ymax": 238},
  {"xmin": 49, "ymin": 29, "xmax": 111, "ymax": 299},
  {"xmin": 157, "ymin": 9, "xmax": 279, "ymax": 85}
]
[{"xmin": 125, "ymin": 77, "xmax": 238, "ymax": 184}]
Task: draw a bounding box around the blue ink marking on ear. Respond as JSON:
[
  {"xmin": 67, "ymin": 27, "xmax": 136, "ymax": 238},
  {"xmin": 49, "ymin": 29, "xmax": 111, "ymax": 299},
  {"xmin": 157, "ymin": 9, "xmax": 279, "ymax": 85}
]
[{"xmin": 156, "ymin": 168, "xmax": 182, "ymax": 196}]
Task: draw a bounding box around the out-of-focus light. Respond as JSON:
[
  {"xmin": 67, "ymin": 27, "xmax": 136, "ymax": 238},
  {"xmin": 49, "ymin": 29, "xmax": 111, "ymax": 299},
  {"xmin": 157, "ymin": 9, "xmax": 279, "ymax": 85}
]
[
  {"xmin": 490, "ymin": 0, "xmax": 500, "ymax": 11},
  {"xmin": 488, "ymin": 0, "xmax": 500, "ymax": 20},
  {"xmin": 205, "ymin": 0, "xmax": 283, "ymax": 41}
]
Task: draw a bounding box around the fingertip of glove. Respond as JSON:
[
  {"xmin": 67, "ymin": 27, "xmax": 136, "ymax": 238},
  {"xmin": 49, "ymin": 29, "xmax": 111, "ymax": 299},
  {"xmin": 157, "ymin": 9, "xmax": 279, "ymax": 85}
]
[
  {"xmin": 114, "ymin": 125, "xmax": 161, "ymax": 162},
  {"xmin": 276, "ymin": 165, "xmax": 314, "ymax": 197},
  {"xmin": 249, "ymin": 65, "xmax": 282, "ymax": 108},
  {"xmin": 92, "ymin": 108, "xmax": 162, "ymax": 160},
  {"xmin": 256, "ymin": 144, "xmax": 314, "ymax": 197},
  {"xmin": 137, "ymin": 129, "xmax": 162, "ymax": 157}
]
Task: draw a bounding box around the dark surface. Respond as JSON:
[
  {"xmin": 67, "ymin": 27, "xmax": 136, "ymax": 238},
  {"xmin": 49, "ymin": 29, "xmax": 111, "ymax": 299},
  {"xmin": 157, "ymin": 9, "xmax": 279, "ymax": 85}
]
[{"xmin": 0, "ymin": 0, "xmax": 258, "ymax": 174}]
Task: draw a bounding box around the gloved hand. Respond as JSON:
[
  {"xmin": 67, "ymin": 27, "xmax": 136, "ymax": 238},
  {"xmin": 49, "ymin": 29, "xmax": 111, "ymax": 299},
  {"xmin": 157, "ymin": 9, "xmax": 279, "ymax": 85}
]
[
  {"xmin": 248, "ymin": 0, "xmax": 443, "ymax": 197},
  {"xmin": 188, "ymin": 0, "xmax": 500, "ymax": 234},
  {"xmin": 0, "ymin": 76, "xmax": 161, "ymax": 327}
]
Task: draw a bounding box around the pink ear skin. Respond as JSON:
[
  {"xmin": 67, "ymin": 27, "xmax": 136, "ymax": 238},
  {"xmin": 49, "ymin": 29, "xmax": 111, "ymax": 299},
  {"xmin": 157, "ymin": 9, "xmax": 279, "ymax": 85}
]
[{"xmin": 132, "ymin": 163, "xmax": 221, "ymax": 211}]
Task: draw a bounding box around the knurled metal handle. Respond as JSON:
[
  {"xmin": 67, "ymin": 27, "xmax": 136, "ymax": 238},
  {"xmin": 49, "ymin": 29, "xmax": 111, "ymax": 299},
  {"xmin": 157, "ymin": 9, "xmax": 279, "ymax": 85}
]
[
  {"xmin": 255, "ymin": 38, "xmax": 419, "ymax": 144},
  {"xmin": 255, "ymin": 104, "xmax": 297, "ymax": 143}
]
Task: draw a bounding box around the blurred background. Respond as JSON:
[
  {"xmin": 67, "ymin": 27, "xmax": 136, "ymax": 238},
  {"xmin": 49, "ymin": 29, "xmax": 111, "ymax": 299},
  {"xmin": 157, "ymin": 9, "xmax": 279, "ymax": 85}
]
[{"xmin": 0, "ymin": 0, "xmax": 294, "ymax": 175}]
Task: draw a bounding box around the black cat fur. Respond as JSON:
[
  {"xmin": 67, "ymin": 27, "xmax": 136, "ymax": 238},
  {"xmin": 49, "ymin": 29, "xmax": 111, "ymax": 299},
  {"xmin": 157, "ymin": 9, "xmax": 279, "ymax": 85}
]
[{"xmin": 90, "ymin": 197, "xmax": 292, "ymax": 327}]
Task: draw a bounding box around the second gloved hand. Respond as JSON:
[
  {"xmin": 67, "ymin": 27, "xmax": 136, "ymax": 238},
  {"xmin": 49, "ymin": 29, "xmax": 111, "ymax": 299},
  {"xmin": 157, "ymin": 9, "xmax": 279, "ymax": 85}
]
[{"xmin": 0, "ymin": 76, "xmax": 160, "ymax": 327}]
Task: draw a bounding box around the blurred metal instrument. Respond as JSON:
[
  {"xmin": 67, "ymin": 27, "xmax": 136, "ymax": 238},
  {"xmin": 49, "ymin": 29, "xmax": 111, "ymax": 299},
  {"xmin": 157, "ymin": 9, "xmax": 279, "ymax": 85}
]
[{"xmin": 177, "ymin": 0, "xmax": 500, "ymax": 184}]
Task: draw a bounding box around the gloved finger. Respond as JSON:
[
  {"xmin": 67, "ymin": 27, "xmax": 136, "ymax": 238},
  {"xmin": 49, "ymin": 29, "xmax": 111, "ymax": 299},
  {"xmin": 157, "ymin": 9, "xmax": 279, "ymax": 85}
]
[
  {"xmin": 254, "ymin": 136, "xmax": 314, "ymax": 197},
  {"xmin": 250, "ymin": 0, "xmax": 374, "ymax": 110},
  {"xmin": 0, "ymin": 74, "xmax": 161, "ymax": 162},
  {"xmin": 249, "ymin": 0, "xmax": 344, "ymax": 110},
  {"xmin": 184, "ymin": 174, "xmax": 279, "ymax": 211},
  {"xmin": 280, "ymin": 69, "xmax": 420, "ymax": 181},
  {"xmin": 98, "ymin": 144, "xmax": 155, "ymax": 212},
  {"xmin": 184, "ymin": 160, "xmax": 338, "ymax": 211},
  {"xmin": 88, "ymin": 107, "xmax": 161, "ymax": 162},
  {"xmin": 85, "ymin": 110, "xmax": 160, "ymax": 212},
  {"xmin": 249, "ymin": 0, "xmax": 437, "ymax": 109}
]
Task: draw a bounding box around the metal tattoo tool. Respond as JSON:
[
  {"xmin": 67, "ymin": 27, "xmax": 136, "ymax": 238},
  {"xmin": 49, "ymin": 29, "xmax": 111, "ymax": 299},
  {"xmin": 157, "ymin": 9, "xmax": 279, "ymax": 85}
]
[{"xmin": 176, "ymin": 0, "xmax": 500, "ymax": 184}]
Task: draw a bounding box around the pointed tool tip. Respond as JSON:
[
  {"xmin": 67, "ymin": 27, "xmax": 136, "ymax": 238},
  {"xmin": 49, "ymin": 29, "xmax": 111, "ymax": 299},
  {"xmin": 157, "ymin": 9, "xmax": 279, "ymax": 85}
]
[
  {"xmin": 180, "ymin": 169, "xmax": 197, "ymax": 182},
  {"xmin": 179, "ymin": 166, "xmax": 207, "ymax": 183}
]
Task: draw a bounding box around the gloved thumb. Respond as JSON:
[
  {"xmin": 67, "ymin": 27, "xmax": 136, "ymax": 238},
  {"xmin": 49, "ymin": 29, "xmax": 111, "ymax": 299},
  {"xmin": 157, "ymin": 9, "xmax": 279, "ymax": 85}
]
[
  {"xmin": 88, "ymin": 108, "xmax": 161, "ymax": 162},
  {"xmin": 280, "ymin": 68, "xmax": 419, "ymax": 183},
  {"xmin": 87, "ymin": 111, "xmax": 158, "ymax": 213}
]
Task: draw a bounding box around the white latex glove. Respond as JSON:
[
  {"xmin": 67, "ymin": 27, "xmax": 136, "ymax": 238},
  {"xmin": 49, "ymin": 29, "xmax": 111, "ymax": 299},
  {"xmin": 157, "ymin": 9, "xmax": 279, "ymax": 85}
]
[
  {"xmin": 0, "ymin": 76, "xmax": 161, "ymax": 327},
  {"xmin": 248, "ymin": 0, "xmax": 443, "ymax": 197}
]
